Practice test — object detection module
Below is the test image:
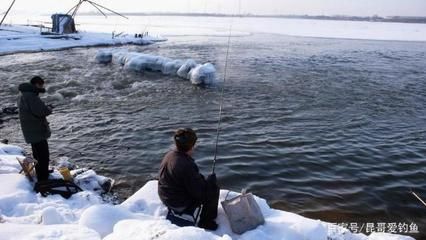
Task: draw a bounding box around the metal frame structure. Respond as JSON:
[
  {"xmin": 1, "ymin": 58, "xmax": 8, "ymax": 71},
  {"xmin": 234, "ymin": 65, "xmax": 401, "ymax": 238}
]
[{"xmin": 65, "ymin": 0, "xmax": 128, "ymax": 19}]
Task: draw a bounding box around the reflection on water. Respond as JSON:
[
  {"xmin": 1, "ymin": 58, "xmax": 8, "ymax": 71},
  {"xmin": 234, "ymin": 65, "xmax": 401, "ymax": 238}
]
[{"xmin": 0, "ymin": 33, "xmax": 425, "ymax": 238}]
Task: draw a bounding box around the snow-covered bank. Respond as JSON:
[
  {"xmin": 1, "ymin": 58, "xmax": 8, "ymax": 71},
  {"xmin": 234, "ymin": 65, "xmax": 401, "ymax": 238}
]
[
  {"xmin": 0, "ymin": 25, "xmax": 166, "ymax": 56},
  {"xmin": 96, "ymin": 50, "xmax": 217, "ymax": 85},
  {"xmin": 0, "ymin": 143, "xmax": 416, "ymax": 240}
]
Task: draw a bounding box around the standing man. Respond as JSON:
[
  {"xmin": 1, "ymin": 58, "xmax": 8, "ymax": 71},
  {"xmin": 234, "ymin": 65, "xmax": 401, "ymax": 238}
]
[
  {"xmin": 18, "ymin": 76, "xmax": 53, "ymax": 181},
  {"xmin": 158, "ymin": 128, "xmax": 220, "ymax": 230}
]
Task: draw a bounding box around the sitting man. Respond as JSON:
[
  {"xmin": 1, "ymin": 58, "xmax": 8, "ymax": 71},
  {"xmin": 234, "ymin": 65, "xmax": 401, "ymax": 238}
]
[{"xmin": 158, "ymin": 128, "xmax": 220, "ymax": 230}]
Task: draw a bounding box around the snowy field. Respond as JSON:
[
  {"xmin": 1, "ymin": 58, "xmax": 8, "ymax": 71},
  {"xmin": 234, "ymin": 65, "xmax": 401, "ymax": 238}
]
[
  {"xmin": 0, "ymin": 143, "xmax": 416, "ymax": 240},
  {"xmin": 0, "ymin": 24, "xmax": 166, "ymax": 56}
]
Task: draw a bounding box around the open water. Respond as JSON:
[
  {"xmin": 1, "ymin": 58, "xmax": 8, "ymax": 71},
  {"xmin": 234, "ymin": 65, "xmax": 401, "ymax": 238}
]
[{"xmin": 1, "ymin": 16, "xmax": 425, "ymax": 238}]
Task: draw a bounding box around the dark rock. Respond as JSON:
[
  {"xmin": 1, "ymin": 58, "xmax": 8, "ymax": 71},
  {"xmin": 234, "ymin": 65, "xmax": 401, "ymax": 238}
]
[{"xmin": 2, "ymin": 106, "xmax": 18, "ymax": 115}]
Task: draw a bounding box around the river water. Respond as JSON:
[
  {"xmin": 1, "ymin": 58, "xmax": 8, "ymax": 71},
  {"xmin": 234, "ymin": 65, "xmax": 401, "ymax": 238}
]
[{"xmin": 1, "ymin": 16, "xmax": 425, "ymax": 237}]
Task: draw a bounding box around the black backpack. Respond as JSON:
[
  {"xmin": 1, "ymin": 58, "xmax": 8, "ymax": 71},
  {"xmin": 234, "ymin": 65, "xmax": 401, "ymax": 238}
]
[{"xmin": 34, "ymin": 179, "xmax": 82, "ymax": 199}]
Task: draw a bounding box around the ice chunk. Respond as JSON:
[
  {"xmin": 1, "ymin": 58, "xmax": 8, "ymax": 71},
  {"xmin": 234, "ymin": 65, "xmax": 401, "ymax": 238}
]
[
  {"xmin": 79, "ymin": 205, "xmax": 135, "ymax": 238},
  {"xmin": 95, "ymin": 51, "xmax": 112, "ymax": 64},
  {"xmin": 0, "ymin": 143, "xmax": 25, "ymax": 156},
  {"xmin": 99, "ymin": 50, "xmax": 217, "ymax": 85},
  {"xmin": 124, "ymin": 56, "xmax": 148, "ymax": 72},
  {"xmin": 144, "ymin": 56, "xmax": 171, "ymax": 72},
  {"xmin": 45, "ymin": 92, "xmax": 64, "ymax": 102},
  {"xmin": 121, "ymin": 53, "xmax": 173, "ymax": 73},
  {"xmin": 72, "ymin": 169, "xmax": 114, "ymax": 193},
  {"xmin": 189, "ymin": 63, "xmax": 217, "ymax": 85},
  {"xmin": 162, "ymin": 59, "xmax": 184, "ymax": 75},
  {"xmin": 177, "ymin": 59, "xmax": 197, "ymax": 79}
]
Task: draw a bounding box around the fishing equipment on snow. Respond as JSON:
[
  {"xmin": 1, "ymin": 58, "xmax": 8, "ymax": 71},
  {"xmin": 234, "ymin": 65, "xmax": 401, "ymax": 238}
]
[
  {"xmin": 34, "ymin": 179, "xmax": 82, "ymax": 199},
  {"xmin": 58, "ymin": 167, "xmax": 73, "ymax": 181},
  {"xmin": 221, "ymin": 189, "xmax": 265, "ymax": 234},
  {"xmin": 17, "ymin": 156, "xmax": 37, "ymax": 182}
]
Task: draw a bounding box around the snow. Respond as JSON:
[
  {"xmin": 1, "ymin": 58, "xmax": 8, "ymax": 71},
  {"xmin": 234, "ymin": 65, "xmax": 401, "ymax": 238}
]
[
  {"xmin": 189, "ymin": 63, "xmax": 217, "ymax": 85},
  {"xmin": 73, "ymin": 169, "xmax": 113, "ymax": 193},
  {"xmin": 104, "ymin": 219, "xmax": 228, "ymax": 240},
  {"xmin": 97, "ymin": 50, "xmax": 217, "ymax": 85},
  {"xmin": 70, "ymin": 16, "xmax": 426, "ymax": 42},
  {"xmin": 0, "ymin": 143, "xmax": 417, "ymax": 240},
  {"xmin": 0, "ymin": 24, "xmax": 166, "ymax": 56},
  {"xmin": 368, "ymin": 233, "xmax": 415, "ymax": 240},
  {"xmin": 79, "ymin": 205, "xmax": 136, "ymax": 238},
  {"xmin": 0, "ymin": 223, "xmax": 101, "ymax": 240}
]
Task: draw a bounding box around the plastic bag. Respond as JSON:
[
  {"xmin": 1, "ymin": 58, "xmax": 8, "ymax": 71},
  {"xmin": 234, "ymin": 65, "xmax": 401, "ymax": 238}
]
[{"xmin": 221, "ymin": 192, "xmax": 265, "ymax": 234}]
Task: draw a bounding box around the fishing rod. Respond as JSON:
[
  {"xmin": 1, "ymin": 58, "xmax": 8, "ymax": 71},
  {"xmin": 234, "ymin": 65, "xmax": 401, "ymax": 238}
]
[
  {"xmin": 0, "ymin": 0, "xmax": 17, "ymax": 27},
  {"xmin": 212, "ymin": 17, "xmax": 235, "ymax": 174},
  {"xmin": 411, "ymin": 190, "xmax": 426, "ymax": 207}
]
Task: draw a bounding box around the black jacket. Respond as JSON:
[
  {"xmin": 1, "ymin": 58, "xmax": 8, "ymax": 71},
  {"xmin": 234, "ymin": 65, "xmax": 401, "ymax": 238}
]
[
  {"xmin": 158, "ymin": 150, "xmax": 211, "ymax": 211},
  {"xmin": 17, "ymin": 83, "xmax": 52, "ymax": 144}
]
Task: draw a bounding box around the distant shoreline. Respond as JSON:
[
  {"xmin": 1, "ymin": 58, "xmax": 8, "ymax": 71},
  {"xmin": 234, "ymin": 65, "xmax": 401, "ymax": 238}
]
[{"xmin": 78, "ymin": 12, "xmax": 426, "ymax": 24}]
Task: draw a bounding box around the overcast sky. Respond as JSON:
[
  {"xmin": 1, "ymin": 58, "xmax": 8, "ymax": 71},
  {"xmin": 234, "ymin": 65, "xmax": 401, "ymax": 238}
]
[{"xmin": 3, "ymin": 0, "xmax": 426, "ymax": 17}]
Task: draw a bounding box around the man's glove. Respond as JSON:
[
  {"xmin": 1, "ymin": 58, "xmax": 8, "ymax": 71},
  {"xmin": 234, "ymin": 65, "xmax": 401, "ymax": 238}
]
[{"xmin": 206, "ymin": 173, "xmax": 217, "ymax": 185}]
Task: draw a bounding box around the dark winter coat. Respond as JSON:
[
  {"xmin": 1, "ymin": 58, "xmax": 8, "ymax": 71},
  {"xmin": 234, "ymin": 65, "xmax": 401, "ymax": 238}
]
[
  {"xmin": 17, "ymin": 83, "xmax": 52, "ymax": 144},
  {"xmin": 158, "ymin": 150, "xmax": 210, "ymax": 211}
]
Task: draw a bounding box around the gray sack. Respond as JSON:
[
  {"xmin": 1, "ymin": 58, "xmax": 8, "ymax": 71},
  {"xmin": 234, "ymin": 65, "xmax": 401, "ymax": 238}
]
[{"xmin": 221, "ymin": 192, "xmax": 265, "ymax": 234}]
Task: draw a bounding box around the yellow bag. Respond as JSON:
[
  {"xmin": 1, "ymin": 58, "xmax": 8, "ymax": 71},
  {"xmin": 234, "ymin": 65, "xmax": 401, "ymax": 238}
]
[{"xmin": 58, "ymin": 167, "xmax": 73, "ymax": 181}]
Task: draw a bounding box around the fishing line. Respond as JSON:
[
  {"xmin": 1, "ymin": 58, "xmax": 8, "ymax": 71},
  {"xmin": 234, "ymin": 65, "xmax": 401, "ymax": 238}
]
[{"xmin": 212, "ymin": 13, "xmax": 236, "ymax": 174}]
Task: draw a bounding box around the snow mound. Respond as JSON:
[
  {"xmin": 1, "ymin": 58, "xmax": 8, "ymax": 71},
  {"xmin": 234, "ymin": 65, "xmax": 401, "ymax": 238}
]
[
  {"xmin": 79, "ymin": 205, "xmax": 136, "ymax": 237},
  {"xmin": 0, "ymin": 145, "xmax": 112, "ymax": 229},
  {"xmin": 104, "ymin": 219, "xmax": 229, "ymax": 240},
  {"xmin": 0, "ymin": 223, "xmax": 101, "ymax": 240},
  {"xmin": 40, "ymin": 206, "xmax": 65, "ymax": 225},
  {"xmin": 96, "ymin": 50, "xmax": 217, "ymax": 85},
  {"xmin": 368, "ymin": 233, "xmax": 415, "ymax": 240}
]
